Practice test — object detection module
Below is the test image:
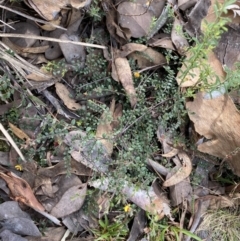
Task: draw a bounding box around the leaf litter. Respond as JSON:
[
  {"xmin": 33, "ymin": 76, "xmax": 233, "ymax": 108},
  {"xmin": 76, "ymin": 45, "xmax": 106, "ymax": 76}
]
[{"xmin": 0, "ymin": 0, "xmax": 239, "ymax": 240}]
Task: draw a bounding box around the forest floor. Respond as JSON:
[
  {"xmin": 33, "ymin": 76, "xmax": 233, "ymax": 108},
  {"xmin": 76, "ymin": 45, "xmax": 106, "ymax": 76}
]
[{"xmin": 0, "ymin": 0, "xmax": 240, "ymax": 240}]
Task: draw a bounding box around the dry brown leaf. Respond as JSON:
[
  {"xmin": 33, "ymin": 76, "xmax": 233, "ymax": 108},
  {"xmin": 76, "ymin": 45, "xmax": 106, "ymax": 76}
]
[
  {"xmin": 55, "ymin": 83, "xmax": 81, "ymax": 110},
  {"xmin": 70, "ymin": 0, "xmax": 92, "ymax": 9},
  {"xmin": 186, "ymin": 92, "xmax": 240, "ymax": 176},
  {"xmin": 37, "ymin": 158, "xmax": 91, "ymax": 177},
  {"xmin": 27, "ymin": 0, "xmax": 67, "ymax": 21},
  {"xmin": 149, "ymin": 37, "xmax": 175, "ymax": 50},
  {"xmin": 2, "ymin": 37, "xmax": 49, "ymax": 55},
  {"xmin": 178, "ymin": 0, "xmax": 197, "ymax": 11},
  {"xmin": 169, "ymin": 177, "xmax": 192, "ymax": 206},
  {"xmin": 163, "ymin": 152, "xmax": 192, "ymax": 187},
  {"xmin": 120, "ymin": 43, "xmax": 148, "ymax": 57},
  {"xmin": 115, "ymin": 57, "xmax": 137, "ymax": 107},
  {"xmin": 0, "ymin": 169, "xmax": 45, "ymax": 211},
  {"xmin": 104, "ymin": 1, "xmax": 129, "ymax": 45},
  {"xmin": 161, "ymin": 148, "xmax": 179, "ymax": 158},
  {"xmin": 26, "ymin": 67, "xmax": 53, "ymax": 81},
  {"xmin": 171, "ymin": 17, "xmax": 189, "ymax": 55},
  {"xmin": 9, "ymin": 123, "xmax": 30, "ymax": 142},
  {"xmin": 38, "ymin": 17, "xmax": 62, "ymax": 31},
  {"xmin": 111, "ymin": 61, "xmax": 119, "ymax": 82},
  {"xmin": 129, "ymin": 47, "xmax": 166, "ymax": 68},
  {"xmin": 50, "ymin": 184, "xmax": 87, "ymax": 218},
  {"xmin": 117, "ymin": 2, "xmax": 155, "ymax": 38}
]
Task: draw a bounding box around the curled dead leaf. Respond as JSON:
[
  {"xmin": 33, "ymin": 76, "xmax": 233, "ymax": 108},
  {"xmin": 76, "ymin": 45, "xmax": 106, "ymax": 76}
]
[
  {"xmin": 129, "ymin": 47, "xmax": 166, "ymax": 68},
  {"xmin": 120, "ymin": 43, "xmax": 148, "ymax": 57},
  {"xmin": 163, "ymin": 152, "xmax": 192, "ymax": 187},
  {"xmin": 55, "ymin": 83, "xmax": 81, "ymax": 110},
  {"xmin": 115, "ymin": 57, "xmax": 137, "ymax": 107},
  {"xmin": 0, "ymin": 169, "xmax": 44, "ymax": 212},
  {"xmin": 9, "ymin": 123, "xmax": 30, "ymax": 142},
  {"xmin": 186, "ymin": 92, "xmax": 240, "ymax": 176},
  {"xmin": 161, "ymin": 148, "xmax": 179, "ymax": 158}
]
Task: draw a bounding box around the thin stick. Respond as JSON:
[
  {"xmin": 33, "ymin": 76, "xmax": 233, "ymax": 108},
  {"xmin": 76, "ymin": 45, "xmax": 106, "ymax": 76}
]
[
  {"xmin": 0, "ymin": 5, "xmax": 67, "ymax": 30},
  {"xmin": 0, "ymin": 123, "xmax": 26, "ymax": 162},
  {"xmin": 0, "ymin": 33, "xmax": 107, "ymax": 49}
]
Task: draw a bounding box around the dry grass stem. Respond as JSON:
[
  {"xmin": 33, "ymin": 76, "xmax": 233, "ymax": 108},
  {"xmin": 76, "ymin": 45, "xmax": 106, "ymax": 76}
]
[{"xmin": 0, "ymin": 33, "xmax": 107, "ymax": 49}]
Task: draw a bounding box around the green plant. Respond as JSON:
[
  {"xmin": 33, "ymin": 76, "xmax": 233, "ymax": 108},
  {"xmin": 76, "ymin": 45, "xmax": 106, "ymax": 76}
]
[
  {"xmin": 88, "ymin": 0, "xmax": 105, "ymax": 22},
  {"xmin": 148, "ymin": 215, "xmax": 202, "ymax": 241},
  {"xmin": 180, "ymin": 0, "xmax": 237, "ymax": 95},
  {"xmin": 91, "ymin": 215, "xmax": 129, "ymax": 241},
  {"xmin": 43, "ymin": 60, "xmax": 67, "ymax": 77},
  {"xmin": 0, "ymin": 74, "xmax": 14, "ymax": 102}
]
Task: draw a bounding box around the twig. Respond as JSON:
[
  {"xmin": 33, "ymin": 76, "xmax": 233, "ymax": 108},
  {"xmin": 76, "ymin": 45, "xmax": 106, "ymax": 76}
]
[
  {"xmin": 0, "ymin": 33, "xmax": 108, "ymax": 49},
  {"xmin": 36, "ymin": 209, "xmax": 61, "ymax": 226},
  {"xmin": 0, "ymin": 5, "xmax": 67, "ymax": 30},
  {"xmin": 0, "ymin": 123, "xmax": 26, "ymax": 162}
]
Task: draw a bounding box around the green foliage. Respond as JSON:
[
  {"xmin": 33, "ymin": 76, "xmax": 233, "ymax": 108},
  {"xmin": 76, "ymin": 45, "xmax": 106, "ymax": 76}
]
[
  {"xmin": 148, "ymin": 215, "xmax": 202, "ymax": 241},
  {"xmin": 0, "ymin": 74, "xmax": 14, "ymax": 102},
  {"xmin": 88, "ymin": 0, "xmax": 105, "ymax": 22},
  {"xmin": 91, "ymin": 215, "xmax": 129, "ymax": 241},
  {"xmin": 43, "ymin": 60, "xmax": 67, "ymax": 77},
  {"xmin": 180, "ymin": 0, "xmax": 238, "ymax": 95}
]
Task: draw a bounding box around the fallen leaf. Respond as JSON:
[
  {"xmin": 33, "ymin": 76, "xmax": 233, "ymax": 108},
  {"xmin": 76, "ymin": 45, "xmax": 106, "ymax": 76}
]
[
  {"xmin": 27, "ymin": 0, "xmax": 67, "ymax": 21},
  {"xmin": 39, "ymin": 227, "xmax": 66, "ymax": 241},
  {"xmin": 37, "ymin": 158, "xmax": 91, "ymax": 177},
  {"xmin": 38, "ymin": 17, "xmax": 62, "ymax": 31},
  {"xmin": 129, "ymin": 47, "xmax": 166, "ymax": 68},
  {"xmin": 64, "ymin": 131, "xmax": 111, "ymax": 173},
  {"xmin": 171, "ymin": 17, "xmax": 189, "ymax": 55},
  {"xmin": 55, "ymin": 83, "xmax": 81, "ymax": 110},
  {"xmin": 169, "ymin": 177, "xmax": 192, "ymax": 206},
  {"xmin": 50, "ymin": 184, "xmax": 87, "ymax": 218},
  {"xmin": 161, "ymin": 148, "xmax": 179, "ymax": 158},
  {"xmin": 117, "ymin": 2, "xmax": 157, "ymax": 38},
  {"xmin": 163, "ymin": 152, "xmax": 192, "ymax": 187},
  {"xmin": 105, "ymin": 5, "xmax": 129, "ymax": 45},
  {"xmin": 26, "ymin": 67, "xmax": 53, "ymax": 81},
  {"xmin": 120, "ymin": 43, "xmax": 148, "ymax": 57},
  {"xmin": 115, "ymin": 57, "xmax": 137, "ymax": 107},
  {"xmin": 0, "ymin": 169, "xmax": 45, "ymax": 212},
  {"xmin": 203, "ymin": 0, "xmax": 240, "ymax": 28},
  {"xmin": 8, "ymin": 22, "xmax": 40, "ymax": 47},
  {"xmin": 184, "ymin": 0, "xmax": 210, "ymax": 37},
  {"xmin": 186, "ymin": 92, "xmax": 240, "ymax": 176},
  {"xmin": 149, "ymin": 37, "xmax": 175, "ymax": 50},
  {"xmin": 9, "ymin": 123, "xmax": 30, "ymax": 142},
  {"xmin": 214, "ymin": 24, "xmax": 240, "ymax": 70},
  {"xmin": 178, "ymin": 0, "xmax": 197, "ymax": 11},
  {"xmin": 71, "ymin": 0, "xmax": 92, "ymax": 9}
]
